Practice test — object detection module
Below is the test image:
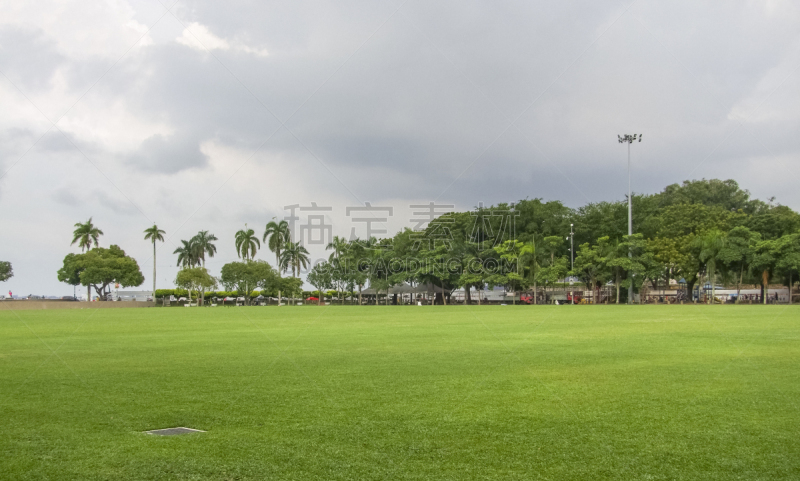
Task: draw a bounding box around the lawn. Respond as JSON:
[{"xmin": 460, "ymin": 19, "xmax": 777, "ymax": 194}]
[{"xmin": 1, "ymin": 305, "xmax": 798, "ymax": 480}]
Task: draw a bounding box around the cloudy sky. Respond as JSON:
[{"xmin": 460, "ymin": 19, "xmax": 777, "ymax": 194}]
[{"xmin": 1, "ymin": 0, "xmax": 799, "ymax": 296}]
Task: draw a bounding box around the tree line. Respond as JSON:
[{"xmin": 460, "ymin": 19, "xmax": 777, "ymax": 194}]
[
  {"xmin": 303, "ymin": 179, "xmax": 800, "ymax": 305},
  {"xmin": 54, "ymin": 179, "xmax": 800, "ymax": 305}
]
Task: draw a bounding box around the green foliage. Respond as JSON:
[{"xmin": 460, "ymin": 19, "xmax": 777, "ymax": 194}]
[
  {"xmin": 280, "ymin": 241, "xmax": 310, "ymax": 277},
  {"xmin": 175, "ymin": 267, "xmax": 218, "ymax": 304},
  {"xmin": 140, "ymin": 179, "xmax": 800, "ymax": 305},
  {"xmin": 71, "ymin": 217, "xmax": 103, "ymax": 252},
  {"xmin": 747, "ymin": 205, "xmax": 800, "ymax": 240},
  {"xmin": 280, "ymin": 277, "xmax": 304, "ymax": 299},
  {"xmin": 192, "ymin": 231, "xmax": 218, "ymax": 266},
  {"xmin": 174, "ymin": 239, "xmax": 200, "ymax": 268},
  {"xmin": 58, "ymin": 245, "xmax": 144, "ymax": 299},
  {"xmin": 659, "ymin": 179, "xmax": 760, "ymax": 213},
  {"xmin": 235, "ymin": 226, "xmax": 260, "ymax": 260},
  {"xmin": 220, "ymin": 260, "xmax": 276, "ymax": 305},
  {"xmin": 573, "ymin": 242, "xmax": 606, "ymax": 289},
  {"xmin": 143, "ymin": 225, "xmax": 165, "ymax": 244},
  {"xmin": 0, "ymin": 261, "xmax": 12, "ymax": 282},
  {"xmin": 307, "ymin": 262, "xmax": 333, "ymax": 301},
  {"xmin": 693, "ymin": 229, "xmax": 727, "ymax": 300}
]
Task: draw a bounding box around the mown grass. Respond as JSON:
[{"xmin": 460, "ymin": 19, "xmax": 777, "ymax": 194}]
[{"xmin": 0, "ymin": 304, "xmax": 798, "ymax": 480}]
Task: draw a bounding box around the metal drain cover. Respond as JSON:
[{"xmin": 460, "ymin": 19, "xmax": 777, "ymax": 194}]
[{"xmin": 145, "ymin": 427, "xmax": 205, "ymax": 436}]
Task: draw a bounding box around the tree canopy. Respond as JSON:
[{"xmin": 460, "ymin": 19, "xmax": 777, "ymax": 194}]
[
  {"xmin": 0, "ymin": 261, "xmax": 12, "ymax": 282},
  {"xmin": 57, "ymin": 245, "xmax": 144, "ymax": 299},
  {"xmin": 175, "ymin": 267, "xmax": 217, "ymax": 305},
  {"xmin": 220, "ymin": 260, "xmax": 276, "ymax": 305}
]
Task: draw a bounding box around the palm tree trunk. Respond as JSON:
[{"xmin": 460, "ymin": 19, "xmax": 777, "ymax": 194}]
[
  {"xmin": 763, "ymin": 270, "xmax": 769, "ymax": 305},
  {"xmin": 153, "ymin": 241, "xmax": 157, "ymax": 297},
  {"xmin": 697, "ymin": 271, "xmax": 703, "ymax": 303},
  {"xmin": 615, "ymin": 271, "xmax": 620, "ymax": 304},
  {"xmin": 736, "ymin": 264, "xmax": 743, "ymax": 304},
  {"xmin": 710, "ymin": 264, "xmax": 715, "ymax": 305},
  {"xmin": 789, "ymin": 271, "xmax": 793, "ymax": 305}
]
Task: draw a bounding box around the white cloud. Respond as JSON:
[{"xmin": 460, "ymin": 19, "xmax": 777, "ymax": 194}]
[
  {"xmin": 176, "ymin": 22, "xmax": 268, "ymax": 56},
  {"xmin": 0, "ymin": 0, "xmax": 153, "ymax": 59}
]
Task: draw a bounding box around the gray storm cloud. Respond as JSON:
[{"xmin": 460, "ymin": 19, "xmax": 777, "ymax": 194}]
[{"xmin": 1, "ymin": 0, "xmax": 799, "ymax": 295}]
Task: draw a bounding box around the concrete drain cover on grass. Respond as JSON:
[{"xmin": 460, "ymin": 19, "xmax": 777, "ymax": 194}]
[{"xmin": 145, "ymin": 427, "xmax": 205, "ymax": 436}]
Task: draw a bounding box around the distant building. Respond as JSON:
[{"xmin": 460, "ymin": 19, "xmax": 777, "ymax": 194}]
[{"xmin": 114, "ymin": 291, "xmax": 153, "ymax": 301}]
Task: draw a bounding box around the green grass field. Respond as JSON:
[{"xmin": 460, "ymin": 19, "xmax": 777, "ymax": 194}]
[{"xmin": 1, "ymin": 305, "xmax": 798, "ymax": 480}]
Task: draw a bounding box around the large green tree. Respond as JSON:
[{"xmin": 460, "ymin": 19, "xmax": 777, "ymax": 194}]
[
  {"xmin": 220, "ymin": 260, "xmax": 276, "ymax": 306},
  {"xmin": 0, "ymin": 261, "xmax": 13, "ymax": 284},
  {"xmin": 573, "ymin": 242, "xmax": 606, "ymax": 303},
  {"xmin": 693, "ymin": 229, "xmax": 726, "ymax": 303},
  {"xmin": 773, "ymin": 234, "xmax": 800, "ymax": 304},
  {"xmin": 307, "ymin": 262, "xmax": 334, "ymax": 305},
  {"xmin": 718, "ymin": 226, "xmax": 760, "ymax": 302},
  {"xmin": 751, "ymin": 240, "xmax": 780, "ymax": 305},
  {"xmin": 58, "ymin": 245, "xmax": 144, "ymax": 301},
  {"xmin": 326, "ymin": 235, "xmax": 349, "ymax": 302},
  {"xmin": 489, "ymin": 240, "xmax": 526, "ymax": 305},
  {"xmin": 175, "ymin": 267, "xmax": 217, "ymax": 305}
]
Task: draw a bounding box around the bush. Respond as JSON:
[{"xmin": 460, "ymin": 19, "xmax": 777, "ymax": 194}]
[{"xmin": 154, "ymin": 289, "xmax": 173, "ymax": 299}]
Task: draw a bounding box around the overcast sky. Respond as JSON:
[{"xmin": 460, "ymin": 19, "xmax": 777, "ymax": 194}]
[{"xmin": 1, "ymin": 0, "xmax": 799, "ymax": 296}]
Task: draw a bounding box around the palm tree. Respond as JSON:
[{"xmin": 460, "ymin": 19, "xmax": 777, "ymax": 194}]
[
  {"xmin": 71, "ymin": 217, "xmax": 103, "ymax": 252},
  {"xmin": 143, "ymin": 224, "xmax": 165, "ymax": 295},
  {"xmin": 280, "ymin": 241, "xmax": 310, "ymax": 277},
  {"xmin": 696, "ymin": 229, "xmax": 726, "ymax": 304},
  {"xmin": 192, "ymin": 230, "xmax": 218, "ymax": 267},
  {"xmin": 326, "ymin": 235, "xmax": 349, "ymax": 304},
  {"xmin": 174, "ymin": 239, "xmax": 199, "ymax": 268},
  {"xmin": 326, "ymin": 235, "xmax": 348, "ymax": 262},
  {"xmin": 72, "ymin": 217, "xmax": 103, "ymax": 302},
  {"xmin": 264, "ymin": 220, "xmax": 291, "ymax": 272},
  {"xmin": 280, "ymin": 241, "xmax": 310, "ymax": 305},
  {"xmin": 235, "ymin": 225, "xmax": 260, "ymax": 261},
  {"xmin": 264, "ymin": 219, "xmax": 291, "ymax": 305}
]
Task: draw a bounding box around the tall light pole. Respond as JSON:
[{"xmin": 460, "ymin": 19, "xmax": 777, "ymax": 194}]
[
  {"xmin": 618, "ymin": 134, "xmax": 642, "ymax": 304},
  {"xmin": 569, "ymin": 223, "xmax": 574, "ymax": 305}
]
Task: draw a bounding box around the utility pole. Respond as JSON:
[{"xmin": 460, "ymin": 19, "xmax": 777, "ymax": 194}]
[
  {"xmin": 569, "ymin": 223, "xmax": 574, "ymax": 305},
  {"xmin": 618, "ymin": 134, "xmax": 642, "ymax": 304}
]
